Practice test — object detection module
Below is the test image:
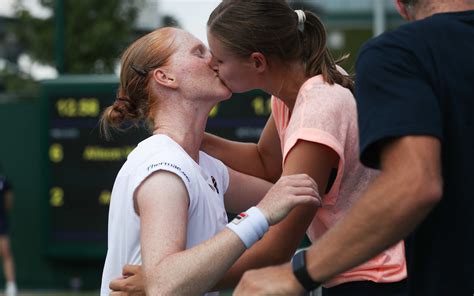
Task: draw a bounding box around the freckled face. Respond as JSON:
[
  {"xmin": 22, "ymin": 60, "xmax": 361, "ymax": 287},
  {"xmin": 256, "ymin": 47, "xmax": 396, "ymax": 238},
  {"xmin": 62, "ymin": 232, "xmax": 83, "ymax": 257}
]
[
  {"xmin": 169, "ymin": 30, "xmax": 231, "ymax": 101},
  {"xmin": 207, "ymin": 30, "xmax": 259, "ymax": 93}
]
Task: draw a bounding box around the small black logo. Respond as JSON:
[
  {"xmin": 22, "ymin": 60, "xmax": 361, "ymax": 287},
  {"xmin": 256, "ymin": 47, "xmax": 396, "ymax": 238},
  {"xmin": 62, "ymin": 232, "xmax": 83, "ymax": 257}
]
[{"xmin": 211, "ymin": 176, "xmax": 219, "ymax": 194}]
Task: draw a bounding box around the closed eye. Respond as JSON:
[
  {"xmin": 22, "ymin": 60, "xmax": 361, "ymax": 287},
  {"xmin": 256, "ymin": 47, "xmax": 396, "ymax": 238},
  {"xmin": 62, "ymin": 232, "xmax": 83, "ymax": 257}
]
[
  {"xmin": 193, "ymin": 44, "xmax": 207, "ymax": 58},
  {"xmin": 195, "ymin": 48, "xmax": 204, "ymax": 57}
]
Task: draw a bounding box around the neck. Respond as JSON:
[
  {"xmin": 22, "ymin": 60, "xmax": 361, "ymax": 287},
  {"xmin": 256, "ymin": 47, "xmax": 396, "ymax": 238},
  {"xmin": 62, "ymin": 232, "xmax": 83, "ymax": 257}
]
[
  {"xmin": 152, "ymin": 98, "xmax": 213, "ymax": 162},
  {"xmin": 414, "ymin": 0, "xmax": 474, "ymax": 20},
  {"xmin": 264, "ymin": 61, "xmax": 308, "ymax": 111}
]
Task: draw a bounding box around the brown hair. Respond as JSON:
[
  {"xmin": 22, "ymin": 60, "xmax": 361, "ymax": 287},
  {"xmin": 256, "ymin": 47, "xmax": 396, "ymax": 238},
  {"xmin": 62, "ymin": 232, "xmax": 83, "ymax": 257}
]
[
  {"xmin": 400, "ymin": 0, "xmax": 419, "ymax": 6},
  {"xmin": 207, "ymin": 0, "xmax": 354, "ymax": 93},
  {"xmin": 100, "ymin": 27, "xmax": 178, "ymax": 139}
]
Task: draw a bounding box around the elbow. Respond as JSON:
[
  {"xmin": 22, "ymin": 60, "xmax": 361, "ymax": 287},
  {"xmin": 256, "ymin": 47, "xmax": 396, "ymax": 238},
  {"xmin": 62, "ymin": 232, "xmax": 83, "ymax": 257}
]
[
  {"xmin": 145, "ymin": 280, "xmax": 175, "ymax": 296},
  {"xmin": 144, "ymin": 269, "xmax": 174, "ymax": 296},
  {"xmin": 411, "ymin": 175, "xmax": 443, "ymax": 211},
  {"xmin": 145, "ymin": 279, "xmax": 163, "ymax": 296},
  {"xmin": 145, "ymin": 269, "xmax": 197, "ymax": 296}
]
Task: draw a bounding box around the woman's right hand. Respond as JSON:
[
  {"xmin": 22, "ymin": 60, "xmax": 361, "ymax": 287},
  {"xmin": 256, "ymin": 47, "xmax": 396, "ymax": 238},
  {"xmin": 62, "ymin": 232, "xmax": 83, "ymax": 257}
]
[{"xmin": 257, "ymin": 174, "xmax": 321, "ymax": 225}]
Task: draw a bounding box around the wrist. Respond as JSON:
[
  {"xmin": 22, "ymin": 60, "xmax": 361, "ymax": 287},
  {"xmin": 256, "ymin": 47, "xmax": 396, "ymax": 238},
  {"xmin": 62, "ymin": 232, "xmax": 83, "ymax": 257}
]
[
  {"xmin": 255, "ymin": 205, "xmax": 270, "ymax": 223},
  {"xmin": 226, "ymin": 206, "xmax": 269, "ymax": 248},
  {"xmin": 291, "ymin": 249, "xmax": 321, "ymax": 292}
]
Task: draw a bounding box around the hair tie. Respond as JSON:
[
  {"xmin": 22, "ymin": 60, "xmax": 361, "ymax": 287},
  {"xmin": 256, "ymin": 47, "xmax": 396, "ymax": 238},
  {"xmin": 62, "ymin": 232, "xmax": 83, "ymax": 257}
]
[
  {"xmin": 130, "ymin": 64, "xmax": 147, "ymax": 77},
  {"xmin": 115, "ymin": 97, "xmax": 128, "ymax": 103},
  {"xmin": 295, "ymin": 10, "xmax": 306, "ymax": 32}
]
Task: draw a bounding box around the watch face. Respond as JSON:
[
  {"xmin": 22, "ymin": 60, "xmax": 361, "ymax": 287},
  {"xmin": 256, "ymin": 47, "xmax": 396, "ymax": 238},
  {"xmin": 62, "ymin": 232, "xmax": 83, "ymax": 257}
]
[{"xmin": 292, "ymin": 249, "xmax": 307, "ymax": 273}]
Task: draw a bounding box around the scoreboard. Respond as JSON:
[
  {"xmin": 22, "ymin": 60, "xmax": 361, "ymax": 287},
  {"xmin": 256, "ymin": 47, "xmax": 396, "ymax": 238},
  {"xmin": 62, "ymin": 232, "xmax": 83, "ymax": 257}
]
[{"xmin": 41, "ymin": 75, "xmax": 271, "ymax": 258}]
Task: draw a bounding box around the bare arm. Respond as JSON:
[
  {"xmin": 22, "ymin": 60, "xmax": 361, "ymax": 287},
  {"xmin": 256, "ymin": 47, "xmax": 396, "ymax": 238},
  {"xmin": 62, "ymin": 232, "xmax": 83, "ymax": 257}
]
[
  {"xmin": 136, "ymin": 170, "xmax": 321, "ymax": 295},
  {"xmin": 224, "ymin": 167, "xmax": 273, "ymax": 214},
  {"xmin": 234, "ymin": 136, "xmax": 443, "ymax": 295},
  {"xmin": 138, "ymin": 171, "xmax": 245, "ymax": 295},
  {"xmin": 202, "ymin": 116, "xmax": 283, "ymax": 182},
  {"xmin": 305, "ymin": 136, "xmax": 442, "ymax": 283},
  {"xmin": 214, "ymin": 140, "xmax": 338, "ymax": 290}
]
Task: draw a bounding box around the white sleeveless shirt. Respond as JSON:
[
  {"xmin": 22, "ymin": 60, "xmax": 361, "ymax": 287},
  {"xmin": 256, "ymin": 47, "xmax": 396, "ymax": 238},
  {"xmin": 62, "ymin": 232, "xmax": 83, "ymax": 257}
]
[{"xmin": 100, "ymin": 134, "xmax": 229, "ymax": 295}]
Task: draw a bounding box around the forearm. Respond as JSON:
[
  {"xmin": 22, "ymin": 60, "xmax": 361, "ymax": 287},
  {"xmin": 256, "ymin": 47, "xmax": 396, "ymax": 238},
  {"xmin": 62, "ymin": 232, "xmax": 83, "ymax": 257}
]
[
  {"xmin": 145, "ymin": 229, "xmax": 246, "ymax": 295},
  {"xmin": 225, "ymin": 168, "xmax": 274, "ymax": 213},
  {"xmin": 120, "ymin": 174, "xmax": 320, "ymax": 295},
  {"xmin": 306, "ymin": 171, "xmax": 441, "ymax": 283},
  {"xmin": 216, "ymin": 140, "xmax": 337, "ymax": 289},
  {"xmin": 214, "ymin": 204, "xmax": 318, "ymax": 290},
  {"xmin": 202, "ymin": 133, "xmax": 279, "ymax": 182}
]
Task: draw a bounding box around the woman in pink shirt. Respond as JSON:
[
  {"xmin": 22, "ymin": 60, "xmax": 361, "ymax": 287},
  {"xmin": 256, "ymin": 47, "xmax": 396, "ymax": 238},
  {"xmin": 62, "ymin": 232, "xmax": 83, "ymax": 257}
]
[{"xmin": 201, "ymin": 0, "xmax": 407, "ymax": 295}]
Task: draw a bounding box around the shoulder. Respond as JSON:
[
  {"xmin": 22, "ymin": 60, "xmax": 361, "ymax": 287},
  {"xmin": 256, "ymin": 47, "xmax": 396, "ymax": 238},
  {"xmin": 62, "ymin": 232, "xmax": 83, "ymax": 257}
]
[
  {"xmin": 128, "ymin": 135, "xmax": 189, "ymax": 166},
  {"xmin": 287, "ymin": 77, "xmax": 357, "ymax": 144},
  {"xmin": 358, "ymin": 16, "xmax": 445, "ymax": 65},
  {"xmin": 355, "ymin": 23, "xmax": 430, "ymax": 97},
  {"xmin": 360, "ymin": 20, "xmax": 421, "ymax": 53},
  {"xmin": 128, "ymin": 135, "xmax": 176, "ymax": 160},
  {"xmin": 199, "ymin": 151, "xmax": 225, "ymax": 170},
  {"xmin": 129, "ymin": 135, "xmax": 196, "ymax": 187},
  {"xmin": 199, "ymin": 152, "xmax": 229, "ymax": 183},
  {"xmin": 298, "ymin": 76, "xmax": 356, "ymax": 115}
]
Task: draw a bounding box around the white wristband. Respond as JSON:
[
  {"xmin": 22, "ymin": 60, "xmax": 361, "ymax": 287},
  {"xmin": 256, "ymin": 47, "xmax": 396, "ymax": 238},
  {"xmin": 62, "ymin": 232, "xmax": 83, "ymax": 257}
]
[{"xmin": 226, "ymin": 206, "xmax": 269, "ymax": 248}]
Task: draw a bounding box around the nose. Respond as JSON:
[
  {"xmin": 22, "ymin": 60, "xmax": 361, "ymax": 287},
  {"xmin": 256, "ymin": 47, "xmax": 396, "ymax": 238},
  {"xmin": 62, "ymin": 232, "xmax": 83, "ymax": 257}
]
[{"xmin": 208, "ymin": 55, "xmax": 218, "ymax": 71}]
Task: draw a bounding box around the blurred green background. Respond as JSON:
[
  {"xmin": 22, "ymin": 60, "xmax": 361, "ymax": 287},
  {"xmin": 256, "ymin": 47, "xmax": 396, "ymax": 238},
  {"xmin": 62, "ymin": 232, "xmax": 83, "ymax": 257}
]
[{"xmin": 0, "ymin": 0, "xmax": 403, "ymax": 293}]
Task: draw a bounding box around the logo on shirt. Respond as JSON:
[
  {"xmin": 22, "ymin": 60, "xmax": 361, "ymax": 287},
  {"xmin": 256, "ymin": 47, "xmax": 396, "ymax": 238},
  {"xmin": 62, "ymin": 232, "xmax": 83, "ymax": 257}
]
[
  {"xmin": 211, "ymin": 176, "xmax": 219, "ymax": 194},
  {"xmin": 146, "ymin": 162, "xmax": 190, "ymax": 183},
  {"xmin": 208, "ymin": 176, "xmax": 219, "ymax": 194}
]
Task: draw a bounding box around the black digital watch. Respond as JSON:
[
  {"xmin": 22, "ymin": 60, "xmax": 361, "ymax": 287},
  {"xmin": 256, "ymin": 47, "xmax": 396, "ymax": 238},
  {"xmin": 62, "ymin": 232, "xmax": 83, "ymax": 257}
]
[{"xmin": 291, "ymin": 249, "xmax": 321, "ymax": 292}]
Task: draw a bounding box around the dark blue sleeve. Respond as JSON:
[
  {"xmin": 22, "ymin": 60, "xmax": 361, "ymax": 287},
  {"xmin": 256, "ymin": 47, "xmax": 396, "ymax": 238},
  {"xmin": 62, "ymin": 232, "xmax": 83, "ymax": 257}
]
[{"xmin": 355, "ymin": 35, "xmax": 442, "ymax": 169}]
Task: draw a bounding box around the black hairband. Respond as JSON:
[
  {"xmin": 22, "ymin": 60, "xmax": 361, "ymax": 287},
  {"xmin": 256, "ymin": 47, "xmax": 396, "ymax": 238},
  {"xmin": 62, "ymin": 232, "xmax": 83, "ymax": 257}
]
[{"xmin": 130, "ymin": 64, "xmax": 148, "ymax": 77}]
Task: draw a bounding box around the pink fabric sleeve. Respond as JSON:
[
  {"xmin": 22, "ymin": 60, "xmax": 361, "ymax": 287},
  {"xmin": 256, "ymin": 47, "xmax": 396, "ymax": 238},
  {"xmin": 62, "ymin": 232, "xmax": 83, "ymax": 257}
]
[{"xmin": 281, "ymin": 81, "xmax": 357, "ymax": 203}]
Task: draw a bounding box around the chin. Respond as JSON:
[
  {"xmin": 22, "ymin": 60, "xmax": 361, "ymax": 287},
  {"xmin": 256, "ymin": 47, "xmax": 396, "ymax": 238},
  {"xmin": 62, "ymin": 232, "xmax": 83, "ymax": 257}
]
[
  {"xmin": 220, "ymin": 89, "xmax": 232, "ymax": 100},
  {"xmin": 228, "ymin": 84, "xmax": 252, "ymax": 94}
]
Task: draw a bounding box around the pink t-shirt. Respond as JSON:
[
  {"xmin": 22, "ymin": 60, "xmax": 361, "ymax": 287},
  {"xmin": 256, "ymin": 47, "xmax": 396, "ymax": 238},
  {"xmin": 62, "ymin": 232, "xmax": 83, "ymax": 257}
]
[{"xmin": 272, "ymin": 75, "xmax": 406, "ymax": 287}]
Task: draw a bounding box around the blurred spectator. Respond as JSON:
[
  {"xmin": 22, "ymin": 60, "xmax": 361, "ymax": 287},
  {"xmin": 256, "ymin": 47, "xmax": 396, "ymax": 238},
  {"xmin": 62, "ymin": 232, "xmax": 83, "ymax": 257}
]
[{"xmin": 0, "ymin": 163, "xmax": 17, "ymax": 296}]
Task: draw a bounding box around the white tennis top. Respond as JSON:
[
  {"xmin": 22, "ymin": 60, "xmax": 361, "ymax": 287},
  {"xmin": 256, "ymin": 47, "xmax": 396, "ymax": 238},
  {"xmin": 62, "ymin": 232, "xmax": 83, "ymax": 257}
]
[{"xmin": 100, "ymin": 134, "xmax": 229, "ymax": 295}]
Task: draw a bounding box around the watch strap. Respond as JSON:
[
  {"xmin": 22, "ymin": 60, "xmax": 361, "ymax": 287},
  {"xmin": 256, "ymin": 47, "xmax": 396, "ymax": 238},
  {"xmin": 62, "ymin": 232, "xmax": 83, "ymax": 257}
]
[{"xmin": 291, "ymin": 249, "xmax": 321, "ymax": 291}]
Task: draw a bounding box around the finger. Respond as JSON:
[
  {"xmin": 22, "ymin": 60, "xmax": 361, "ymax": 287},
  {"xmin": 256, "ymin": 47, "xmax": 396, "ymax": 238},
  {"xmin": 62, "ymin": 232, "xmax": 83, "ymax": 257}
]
[
  {"xmin": 282, "ymin": 175, "xmax": 318, "ymax": 189},
  {"xmin": 286, "ymin": 173, "xmax": 317, "ymax": 185},
  {"xmin": 109, "ymin": 278, "xmax": 126, "ymax": 291},
  {"xmin": 123, "ymin": 264, "xmax": 139, "ymax": 276},
  {"xmin": 293, "ymin": 179, "xmax": 320, "ymax": 196},
  {"xmin": 292, "ymin": 194, "xmax": 322, "ymax": 207},
  {"xmin": 285, "ymin": 185, "xmax": 320, "ymax": 201},
  {"xmin": 289, "ymin": 186, "xmax": 318, "ymax": 197}
]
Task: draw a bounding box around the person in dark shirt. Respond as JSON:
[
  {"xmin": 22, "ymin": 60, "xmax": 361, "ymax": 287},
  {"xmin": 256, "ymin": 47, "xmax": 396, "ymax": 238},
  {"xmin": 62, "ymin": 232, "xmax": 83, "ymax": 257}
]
[
  {"xmin": 234, "ymin": 1, "xmax": 474, "ymax": 295},
  {"xmin": 0, "ymin": 164, "xmax": 17, "ymax": 296}
]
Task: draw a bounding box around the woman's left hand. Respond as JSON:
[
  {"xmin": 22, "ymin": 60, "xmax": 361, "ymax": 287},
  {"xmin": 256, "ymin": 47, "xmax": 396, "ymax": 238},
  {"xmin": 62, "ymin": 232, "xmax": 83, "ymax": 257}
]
[{"xmin": 109, "ymin": 264, "xmax": 145, "ymax": 296}]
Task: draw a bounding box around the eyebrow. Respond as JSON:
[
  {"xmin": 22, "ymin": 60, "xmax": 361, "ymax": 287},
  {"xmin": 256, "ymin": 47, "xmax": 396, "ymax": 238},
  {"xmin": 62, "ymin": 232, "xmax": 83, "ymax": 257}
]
[{"xmin": 191, "ymin": 43, "xmax": 205, "ymax": 52}]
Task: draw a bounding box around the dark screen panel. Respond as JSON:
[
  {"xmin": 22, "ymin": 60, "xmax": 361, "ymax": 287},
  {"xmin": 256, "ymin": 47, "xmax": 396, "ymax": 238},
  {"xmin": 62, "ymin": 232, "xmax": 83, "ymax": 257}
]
[{"xmin": 43, "ymin": 78, "xmax": 270, "ymax": 258}]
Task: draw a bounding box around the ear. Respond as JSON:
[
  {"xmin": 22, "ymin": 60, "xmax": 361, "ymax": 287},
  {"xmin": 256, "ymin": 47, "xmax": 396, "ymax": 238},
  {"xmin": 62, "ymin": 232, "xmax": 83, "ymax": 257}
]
[
  {"xmin": 249, "ymin": 52, "xmax": 267, "ymax": 73},
  {"xmin": 394, "ymin": 0, "xmax": 412, "ymax": 21},
  {"xmin": 151, "ymin": 68, "xmax": 178, "ymax": 89}
]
